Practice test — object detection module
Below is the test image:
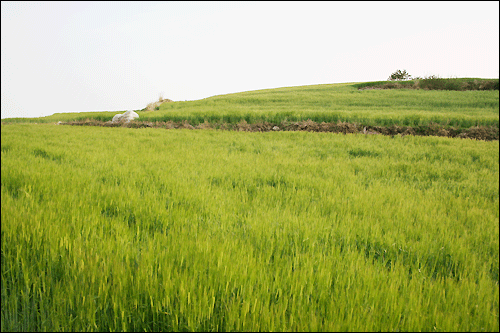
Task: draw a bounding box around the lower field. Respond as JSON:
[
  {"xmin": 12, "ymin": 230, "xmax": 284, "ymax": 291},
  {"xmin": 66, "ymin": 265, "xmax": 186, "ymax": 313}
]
[{"xmin": 1, "ymin": 124, "xmax": 499, "ymax": 331}]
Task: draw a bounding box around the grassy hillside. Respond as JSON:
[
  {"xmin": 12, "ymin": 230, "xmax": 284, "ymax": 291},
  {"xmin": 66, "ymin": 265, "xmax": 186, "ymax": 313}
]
[
  {"xmin": 1, "ymin": 80, "xmax": 499, "ymax": 331},
  {"xmin": 3, "ymin": 80, "xmax": 499, "ymax": 129}
]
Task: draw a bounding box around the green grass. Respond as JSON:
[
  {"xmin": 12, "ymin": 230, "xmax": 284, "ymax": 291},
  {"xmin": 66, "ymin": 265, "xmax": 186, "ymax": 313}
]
[
  {"xmin": 1, "ymin": 111, "xmax": 122, "ymax": 124},
  {"xmin": 2, "ymin": 124, "xmax": 498, "ymax": 331},
  {"xmin": 3, "ymin": 81, "xmax": 498, "ymax": 129}
]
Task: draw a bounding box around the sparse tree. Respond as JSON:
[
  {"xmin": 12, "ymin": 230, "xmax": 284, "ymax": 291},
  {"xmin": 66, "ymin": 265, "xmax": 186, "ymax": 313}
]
[{"xmin": 388, "ymin": 69, "xmax": 412, "ymax": 81}]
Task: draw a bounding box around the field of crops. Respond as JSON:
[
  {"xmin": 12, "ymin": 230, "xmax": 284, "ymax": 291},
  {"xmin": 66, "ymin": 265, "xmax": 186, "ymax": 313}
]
[
  {"xmin": 3, "ymin": 81, "xmax": 499, "ymax": 129},
  {"xmin": 1, "ymin": 122, "xmax": 498, "ymax": 331}
]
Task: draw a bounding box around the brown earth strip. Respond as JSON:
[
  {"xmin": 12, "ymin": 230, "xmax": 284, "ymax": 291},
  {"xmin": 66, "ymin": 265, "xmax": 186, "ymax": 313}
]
[{"xmin": 59, "ymin": 119, "xmax": 499, "ymax": 141}]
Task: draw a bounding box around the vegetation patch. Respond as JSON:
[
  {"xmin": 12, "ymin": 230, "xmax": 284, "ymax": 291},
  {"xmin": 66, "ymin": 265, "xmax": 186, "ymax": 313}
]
[{"xmin": 354, "ymin": 77, "xmax": 499, "ymax": 91}]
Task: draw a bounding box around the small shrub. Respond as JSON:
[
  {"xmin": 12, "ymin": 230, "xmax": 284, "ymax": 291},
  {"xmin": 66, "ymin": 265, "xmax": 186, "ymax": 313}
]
[{"xmin": 388, "ymin": 69, "xmax": 412, "ymax": 81}]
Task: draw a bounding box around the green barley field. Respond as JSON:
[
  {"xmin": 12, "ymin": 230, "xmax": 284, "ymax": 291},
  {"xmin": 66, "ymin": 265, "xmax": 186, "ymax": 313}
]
[
  {"xmin": 1, "ymin": 81, "xmax": 499, "ymax": 331},
  {"xmin": 3, "ymin": 80, "xmax": 499, "ymax": 129}
]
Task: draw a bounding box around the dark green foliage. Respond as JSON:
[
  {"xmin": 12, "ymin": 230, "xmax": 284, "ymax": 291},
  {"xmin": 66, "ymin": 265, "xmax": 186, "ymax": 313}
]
[
  {"xmin": 1, "ymin": 173, "xmax": 25, "ymax": 199},
  {"xmin": 418, "ymin": 77, "xmax": 499, "ymax": 91},
  {"xmin": 388, "ymin": 69, "xmax": 412, "ymax": 81},
  {"xmin": 32, "ymin": 148, "xmax": 63, "ymax": 163},
  {"xmin": 1, "ymin": 145, "xmax": 11, "ymax": 153},
  {"xmin": 348, "ymin": 148, "xmax": 380, "ymax": 158},
  {"xmin": 356, "ymin": 77, "xmax": 499, "ymax": 91}
]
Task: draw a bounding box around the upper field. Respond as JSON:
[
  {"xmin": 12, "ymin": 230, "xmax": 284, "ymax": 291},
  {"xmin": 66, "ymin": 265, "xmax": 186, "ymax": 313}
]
[{"xmin": 3, "ymin": 80, "xmax": 499, "ymax": 129}]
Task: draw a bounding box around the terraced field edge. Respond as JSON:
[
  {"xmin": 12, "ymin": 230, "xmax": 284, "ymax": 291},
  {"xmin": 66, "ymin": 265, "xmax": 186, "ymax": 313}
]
[{"xmin": 49, "ymin": 119, "xmax": 499, "ymax": 141}]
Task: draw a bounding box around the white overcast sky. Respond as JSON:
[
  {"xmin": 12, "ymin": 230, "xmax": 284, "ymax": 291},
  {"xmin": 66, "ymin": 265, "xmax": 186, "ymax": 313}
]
[{"xmin": 1, "ymin": 1, "xmax": 499, "ymax": 119}]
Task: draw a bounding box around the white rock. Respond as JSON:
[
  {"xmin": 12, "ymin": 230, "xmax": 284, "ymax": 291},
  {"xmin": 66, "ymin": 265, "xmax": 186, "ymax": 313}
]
[
  {"xmin": 112, "ymin": 114, "xmax": 123, "ymax": 122},
  {"xmin": 122, "ymin": 110, "xmax": 139, "ymax": 121},
  {"xmin": 111, "ymin": 110, "xmax": 139, "ymax": 123},
  {"xmin": 272, "ymin": 126, "xmax": 280, "ymax": 131}
]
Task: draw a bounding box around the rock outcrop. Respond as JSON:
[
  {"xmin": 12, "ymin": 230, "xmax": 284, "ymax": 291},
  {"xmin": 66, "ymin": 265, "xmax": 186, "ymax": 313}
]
[{"xmin": 111, "ymin": 110, "xmax": 139, "ymax": 123}]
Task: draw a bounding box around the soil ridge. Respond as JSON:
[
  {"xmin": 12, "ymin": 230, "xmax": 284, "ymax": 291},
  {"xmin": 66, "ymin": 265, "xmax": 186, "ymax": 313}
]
[{"xmin": 58, "ymin": 119, "xmax": 499, "ymax": 141}]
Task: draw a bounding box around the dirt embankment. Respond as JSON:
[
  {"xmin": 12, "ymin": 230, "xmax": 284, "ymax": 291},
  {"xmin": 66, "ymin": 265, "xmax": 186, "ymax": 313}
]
[{"xmin": 58, "ymin": 119, "xmax": 499, "ymax": 141}]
